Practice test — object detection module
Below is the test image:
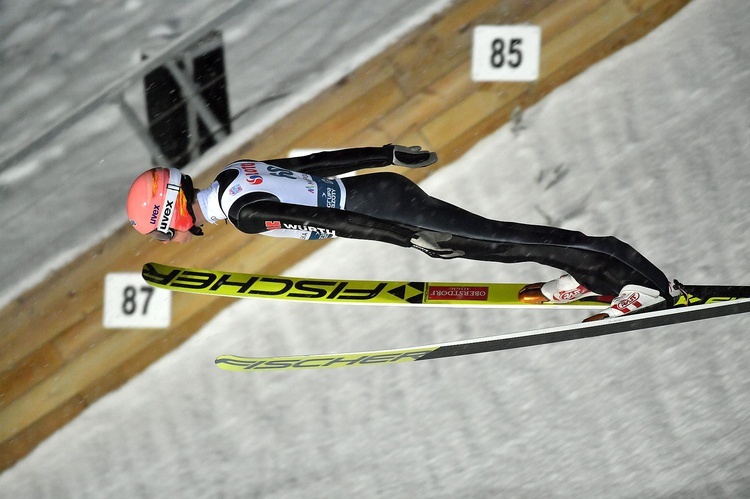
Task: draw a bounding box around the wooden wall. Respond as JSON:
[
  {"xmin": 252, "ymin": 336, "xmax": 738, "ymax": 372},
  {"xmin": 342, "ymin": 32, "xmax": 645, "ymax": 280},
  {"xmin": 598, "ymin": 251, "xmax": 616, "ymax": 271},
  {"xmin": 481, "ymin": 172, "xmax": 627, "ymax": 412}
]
[{"xmin": 0, "ymin": 0, "xmax": 689, "ymax": 472}]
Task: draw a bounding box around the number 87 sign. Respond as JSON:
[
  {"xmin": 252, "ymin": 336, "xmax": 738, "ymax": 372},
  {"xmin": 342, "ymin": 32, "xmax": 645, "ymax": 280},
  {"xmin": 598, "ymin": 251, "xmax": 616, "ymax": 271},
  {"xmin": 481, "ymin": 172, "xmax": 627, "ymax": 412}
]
[
  {"xmin": 103, "ymin": 272, "xmax": 171, "ymax": 328},
  {"xmin": 472, "ymin": 25, "xmax": 541, "ymax": 82}
]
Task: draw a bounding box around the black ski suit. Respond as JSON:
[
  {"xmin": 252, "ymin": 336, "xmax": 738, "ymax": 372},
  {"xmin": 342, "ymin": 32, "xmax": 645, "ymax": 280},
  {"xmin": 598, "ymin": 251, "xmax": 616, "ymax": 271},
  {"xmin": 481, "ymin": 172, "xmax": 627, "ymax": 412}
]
[{"xmin": 221, "ymin": 145, "xmax": 672, "ymax": 304}]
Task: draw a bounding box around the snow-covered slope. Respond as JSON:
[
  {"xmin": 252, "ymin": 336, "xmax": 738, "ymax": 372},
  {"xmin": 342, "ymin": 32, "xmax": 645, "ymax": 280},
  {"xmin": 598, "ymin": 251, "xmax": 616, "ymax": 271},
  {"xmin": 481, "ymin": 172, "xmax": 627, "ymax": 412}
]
[{"xmin": 1, "ymin": 0, "xmax": 749, "ymax": 497}]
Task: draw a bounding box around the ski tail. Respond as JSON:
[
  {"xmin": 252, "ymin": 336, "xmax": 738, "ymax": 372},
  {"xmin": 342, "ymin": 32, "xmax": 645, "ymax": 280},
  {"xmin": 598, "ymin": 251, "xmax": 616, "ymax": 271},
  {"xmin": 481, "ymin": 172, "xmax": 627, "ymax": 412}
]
[{"xmin": 680, "ymin": 284, "xmax": 750, "ymax": 304}]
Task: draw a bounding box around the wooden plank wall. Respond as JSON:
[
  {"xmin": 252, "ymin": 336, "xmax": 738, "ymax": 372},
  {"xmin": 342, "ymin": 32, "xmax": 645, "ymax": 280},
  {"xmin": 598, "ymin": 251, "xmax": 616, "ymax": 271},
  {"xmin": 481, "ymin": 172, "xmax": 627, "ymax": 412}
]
[{"xmin": 0, "ymin": 0, "xmax": 689, "ymax": 472}]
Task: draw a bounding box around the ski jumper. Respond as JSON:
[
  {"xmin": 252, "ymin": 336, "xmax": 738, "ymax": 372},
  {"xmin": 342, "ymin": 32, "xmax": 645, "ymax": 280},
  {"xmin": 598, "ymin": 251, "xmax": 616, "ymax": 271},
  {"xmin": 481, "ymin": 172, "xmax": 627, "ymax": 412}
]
[{"xmin": 196, "ymin": 146, "xmax": 673, "ymax": 304}]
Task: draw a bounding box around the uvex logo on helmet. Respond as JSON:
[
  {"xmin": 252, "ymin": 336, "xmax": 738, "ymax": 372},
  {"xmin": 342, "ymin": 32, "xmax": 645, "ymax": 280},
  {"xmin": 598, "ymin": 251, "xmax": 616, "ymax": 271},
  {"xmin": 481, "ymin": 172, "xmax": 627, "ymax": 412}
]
[
  {"xmin": 150, "ymin": 204, "xmax": 160, "ymax": 225},
  {"xmin": 159, "ymin": 200, "xmax": 174, "ymax": 231}
]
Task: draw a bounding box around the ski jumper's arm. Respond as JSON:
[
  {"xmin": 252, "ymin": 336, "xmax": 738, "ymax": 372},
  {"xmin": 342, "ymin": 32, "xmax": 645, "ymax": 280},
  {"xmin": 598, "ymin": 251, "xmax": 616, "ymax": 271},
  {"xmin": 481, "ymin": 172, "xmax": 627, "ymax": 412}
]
[
  {"xmin": 262, "ymin": 145, "xmax": 437, "ymax": 177},
  {"xmin": 229, "ymin": 197, "xmax": 417, "ymax": 248}
]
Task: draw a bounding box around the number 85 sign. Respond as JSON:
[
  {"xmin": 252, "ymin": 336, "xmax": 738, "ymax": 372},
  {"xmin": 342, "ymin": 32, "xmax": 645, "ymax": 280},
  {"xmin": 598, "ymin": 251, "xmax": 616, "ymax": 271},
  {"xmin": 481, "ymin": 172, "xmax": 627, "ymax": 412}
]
[
  {"xmin": 472, "ymin": 25, "xmax": 541, "ymax": 82},
  {"xmin": 103, "ymin": 273, "xmax": 171, "ymax": 328}
]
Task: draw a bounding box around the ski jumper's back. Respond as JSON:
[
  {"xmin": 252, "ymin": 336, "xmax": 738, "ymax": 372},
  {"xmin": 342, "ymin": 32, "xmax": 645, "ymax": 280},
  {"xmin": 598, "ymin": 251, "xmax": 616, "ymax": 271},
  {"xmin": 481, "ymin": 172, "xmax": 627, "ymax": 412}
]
[{"xmin": 203, "ymin": 160, "xmax": 346, "ymax": 240}]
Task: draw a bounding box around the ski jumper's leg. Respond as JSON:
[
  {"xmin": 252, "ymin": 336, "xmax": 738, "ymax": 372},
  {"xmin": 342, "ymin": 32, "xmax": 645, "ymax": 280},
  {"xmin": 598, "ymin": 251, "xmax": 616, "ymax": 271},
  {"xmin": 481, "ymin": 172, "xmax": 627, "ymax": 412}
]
[{"xmin": 342, "ymin": 173, "xmax": 671, "ymax": 301}]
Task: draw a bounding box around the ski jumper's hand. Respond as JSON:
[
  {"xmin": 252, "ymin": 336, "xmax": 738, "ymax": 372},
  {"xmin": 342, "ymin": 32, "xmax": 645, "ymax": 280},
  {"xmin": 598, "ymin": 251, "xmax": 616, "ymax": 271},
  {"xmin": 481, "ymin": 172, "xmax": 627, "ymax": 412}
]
[
  {"xmin": 391, "ymin": 145, "xmax": 438, "ymax": 168},
  {"xmin": 410, "ymin": 230, "xmax": 465, "ymax": 259}
]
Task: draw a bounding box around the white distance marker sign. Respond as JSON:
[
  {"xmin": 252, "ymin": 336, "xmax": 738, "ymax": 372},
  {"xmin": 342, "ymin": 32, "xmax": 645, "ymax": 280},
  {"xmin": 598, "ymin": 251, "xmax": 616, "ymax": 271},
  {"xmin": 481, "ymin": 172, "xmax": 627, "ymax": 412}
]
[
  {"xmin": 103, "ymin": 272, "xmax": 171, "ymax": 328},
  {"xmin": 472, "ymin": 25, "xmax": 541, "ymax": 82}
]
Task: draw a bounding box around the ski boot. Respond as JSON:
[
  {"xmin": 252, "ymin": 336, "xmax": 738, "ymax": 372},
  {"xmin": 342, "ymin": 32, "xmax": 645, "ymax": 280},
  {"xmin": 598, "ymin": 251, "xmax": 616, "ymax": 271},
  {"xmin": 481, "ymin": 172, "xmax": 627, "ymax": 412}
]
[
  {"xmin": 519, "ymin": 274, "xmax": 601, "ymax": 304},
  {"xmin": 583, "ymin": 284, "xmax": 667, "ymax": 322}
]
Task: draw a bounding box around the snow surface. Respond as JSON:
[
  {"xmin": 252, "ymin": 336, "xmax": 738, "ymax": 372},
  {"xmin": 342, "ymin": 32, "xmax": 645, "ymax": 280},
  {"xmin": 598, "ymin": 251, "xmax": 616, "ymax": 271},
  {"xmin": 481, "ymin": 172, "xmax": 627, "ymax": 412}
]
[{"xmin": 2, "ymin": 0, "xmax": 750, "ymax": 497}]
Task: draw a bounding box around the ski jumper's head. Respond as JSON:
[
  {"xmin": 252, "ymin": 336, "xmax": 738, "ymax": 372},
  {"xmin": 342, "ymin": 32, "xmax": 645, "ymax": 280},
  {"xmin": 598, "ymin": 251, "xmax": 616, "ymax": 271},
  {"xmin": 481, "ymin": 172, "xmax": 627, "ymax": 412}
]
[{"xmin": 127, "ymin": 167, "xmax": 203, "ymax": 242}]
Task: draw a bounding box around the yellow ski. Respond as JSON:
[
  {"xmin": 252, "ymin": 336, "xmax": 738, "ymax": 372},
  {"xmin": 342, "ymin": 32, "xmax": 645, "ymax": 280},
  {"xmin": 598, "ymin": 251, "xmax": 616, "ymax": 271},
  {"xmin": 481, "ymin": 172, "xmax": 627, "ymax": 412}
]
[{"xmin": 142, "ymin": 262, "xmax": 611, "ymax": 308}]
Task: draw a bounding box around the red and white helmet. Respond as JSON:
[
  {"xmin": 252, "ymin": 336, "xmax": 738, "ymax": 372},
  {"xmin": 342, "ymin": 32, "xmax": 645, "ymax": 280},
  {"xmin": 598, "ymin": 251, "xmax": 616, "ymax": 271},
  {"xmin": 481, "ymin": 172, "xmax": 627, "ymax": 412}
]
[{"xmin": 127, "ymin": 167, "xmax": 200, "ymax": 240}]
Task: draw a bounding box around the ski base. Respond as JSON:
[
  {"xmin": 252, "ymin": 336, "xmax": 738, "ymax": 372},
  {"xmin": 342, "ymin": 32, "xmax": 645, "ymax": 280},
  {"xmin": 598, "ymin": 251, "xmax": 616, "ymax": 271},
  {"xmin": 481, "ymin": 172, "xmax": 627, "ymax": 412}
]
[{"xmin": 215, "ymin": 298, "xmax": 750, "ymax": 372}]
